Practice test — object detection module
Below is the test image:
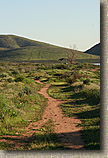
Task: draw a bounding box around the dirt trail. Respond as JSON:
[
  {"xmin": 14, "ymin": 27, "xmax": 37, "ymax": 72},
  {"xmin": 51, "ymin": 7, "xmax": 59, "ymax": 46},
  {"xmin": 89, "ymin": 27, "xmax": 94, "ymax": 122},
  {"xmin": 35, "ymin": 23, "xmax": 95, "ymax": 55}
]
[
  {"xmin": 32, "ymin": 81, "xmax": 85, "ymax": 149},
  {"xmin": 0, "ymin": 80, "xmax": 84, "ymax": 150}
]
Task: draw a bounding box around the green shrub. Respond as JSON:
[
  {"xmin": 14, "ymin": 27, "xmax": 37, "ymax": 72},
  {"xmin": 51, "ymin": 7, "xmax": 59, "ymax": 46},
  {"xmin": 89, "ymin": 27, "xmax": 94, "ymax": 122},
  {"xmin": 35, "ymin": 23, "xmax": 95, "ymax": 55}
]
[
  {"xmin": 18, "ymin": 92, "xmax": 24, "ymax": 98},
  {"xmin": 23, "ymin": 86, "xmax": 32, "ymax": 95},
  {"xmin": 83, "ymin": 78, "xmax": 90, "ymax": 85},
  {"xmin": 82, "ymin": 89, "xmax": 100, "ymax": 104},
  {"xmin": 67, "ymin": 76, "xmax": 76, "ymax": 84},
  {"xmin": 79, "ymin": 77, "xmax": 87, "ymax": 81},
  {"xmin": 7, "ymin": 78, "xmax": 14, "ymax": 83},
  {"xmin": 14, "ymin": 75, "xmax": 25, "ymax": 82},
  {"xmin": 53, "ymin": 64, "xmax": 68, "ymax": 69},
  {"xmin": 73, "ymin": 84, "xmax": 84, "ymax": 92},
  {"xmin": 0, "ymin": 73, "xmax": 8, "ymax": 78},
  {"xmin": 34, "ymin": 76, "xmax": 40, "ymax": 80},
  {"xmin": 23, "ymin": 78, "xmax": 34, "ymax": 84},
  {"xmin": 67, "ymin": 72, "xmax": 87, "ymax": 84},
  {"xmin": 11, "ymin": 70, "xmax": 19, "ymax": 75}
]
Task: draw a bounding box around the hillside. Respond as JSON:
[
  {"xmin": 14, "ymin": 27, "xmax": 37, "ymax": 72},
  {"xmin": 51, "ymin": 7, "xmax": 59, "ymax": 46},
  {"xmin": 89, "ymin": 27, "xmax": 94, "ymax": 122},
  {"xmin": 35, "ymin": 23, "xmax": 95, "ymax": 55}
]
[
  {"xmin": 84, "ymin": 43, "xmax": 100, "ymax": 56},
  {"xmin": 0, "ymin": 35, "xmax": 99, "ymax": 61},
  {"xmin": 0, "ymin": 35, "xmax": 52, "ymax": 49}
]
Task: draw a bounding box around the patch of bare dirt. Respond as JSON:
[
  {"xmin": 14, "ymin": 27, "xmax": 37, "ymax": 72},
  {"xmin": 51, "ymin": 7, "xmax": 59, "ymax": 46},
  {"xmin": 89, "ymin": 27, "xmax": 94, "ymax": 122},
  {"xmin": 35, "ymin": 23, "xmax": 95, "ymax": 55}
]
[
  {"xmin": 33, "ymin": 81, "xmax": 85, "ymax": 149},
  {"xmin": 35, "ymin": 80, "xmax": 44, "ymax": 84},
  {"xmin": 90, "ymin": 68, "xmax": 99, "ymax": 71}
]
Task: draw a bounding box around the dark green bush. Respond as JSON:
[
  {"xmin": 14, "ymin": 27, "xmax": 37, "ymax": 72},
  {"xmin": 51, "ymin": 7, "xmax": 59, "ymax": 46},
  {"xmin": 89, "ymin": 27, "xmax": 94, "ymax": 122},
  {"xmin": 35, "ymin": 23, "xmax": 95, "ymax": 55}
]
[
  {"xmin": 34, "ymin": 76, "xmax": 40, "ymax": 80},
  {"xmin": 67, "ymin": 76, "xmax": 76, "ymax": 84},
  {"xmin": 73, "ymin": 84, "xmax": 84, "ymax": 92},
  {"xmin": 14, "ymin": 75, "xmax": 25, "ymax": 82},
  {"xmin": 53, "ymin": 64, "xmax": 68, "ymax": 69},
  {"xmin": 82, "ymin": 89, "xmax": 100, "ymax": 104},
  {"xmin": 67, "ymin": 72, "xmax": 87, "ymax": 84},
  {"xmin": 23, "ymin": 86, "xmax": 32, "ymax": 95},
  {"xmin": 11, "ymin": 70, "xmax": 19, "ymax": 75},
  {"xmin": 7, "ymin": 78, "xmax": 14, "ymax": 83},
  {"xmin": 0, "ymin": 73, "xmax": 7, "ymax": 78},
  {"xmin": 18, "ymin": 92, "xmax": 24, "ymax": 98},
  {"xmin": 83, "ymin": 78, "xmax": 90, "ymax": 85}
]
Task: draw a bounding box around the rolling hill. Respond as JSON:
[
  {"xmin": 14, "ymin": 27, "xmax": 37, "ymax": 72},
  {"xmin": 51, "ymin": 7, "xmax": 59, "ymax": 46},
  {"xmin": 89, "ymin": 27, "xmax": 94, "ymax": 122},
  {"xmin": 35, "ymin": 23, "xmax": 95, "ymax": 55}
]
[
  {"xmin": 84, "ymin": 43, "xmax": 100, "ymax": 56},
  {"xmin": 0, "ymin": 35, "xmax": 100, "ymax": 62}
]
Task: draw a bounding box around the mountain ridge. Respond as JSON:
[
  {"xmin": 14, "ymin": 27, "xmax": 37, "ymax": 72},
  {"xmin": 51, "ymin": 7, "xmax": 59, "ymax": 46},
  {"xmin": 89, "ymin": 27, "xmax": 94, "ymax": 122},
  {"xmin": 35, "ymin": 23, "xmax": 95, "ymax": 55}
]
[{"xmin": 0, "ymin": 35, "xmax": 99, "ymax": 61}]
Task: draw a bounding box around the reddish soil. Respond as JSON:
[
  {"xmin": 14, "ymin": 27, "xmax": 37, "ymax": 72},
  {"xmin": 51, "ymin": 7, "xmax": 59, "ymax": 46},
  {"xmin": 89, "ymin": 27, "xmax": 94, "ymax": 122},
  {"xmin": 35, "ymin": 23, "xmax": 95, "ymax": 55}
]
[
  {"xmin": 31, "ymin": 81, "xmax": 85, "ymax": 149},
  {"xmin": 35, "ymin": 80, "xmax": 44, "ymax": 84},
  {"xmin": 0, "ymin": 80, "xmax": 85, "ymax": 150},
  {"xmin": 90, "ymin": 68, "xmax": 100, "ymax": 71}
]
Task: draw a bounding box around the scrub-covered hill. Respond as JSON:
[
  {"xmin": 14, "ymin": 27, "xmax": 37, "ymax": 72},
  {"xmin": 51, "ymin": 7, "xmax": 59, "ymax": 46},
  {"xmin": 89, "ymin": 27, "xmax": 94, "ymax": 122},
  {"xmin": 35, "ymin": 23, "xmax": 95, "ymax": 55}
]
[{"xmin": 0, "ymin": 35, "xmax": 99, "ymax": 61}]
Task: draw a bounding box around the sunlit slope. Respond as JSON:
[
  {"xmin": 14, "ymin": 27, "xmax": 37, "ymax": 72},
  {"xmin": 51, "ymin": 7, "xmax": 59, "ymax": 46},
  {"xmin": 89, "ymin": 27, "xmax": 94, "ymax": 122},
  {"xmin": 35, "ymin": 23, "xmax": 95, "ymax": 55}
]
[{"xmin": 0, "ymin": 35, "xmax": 99, "ymax": 61}]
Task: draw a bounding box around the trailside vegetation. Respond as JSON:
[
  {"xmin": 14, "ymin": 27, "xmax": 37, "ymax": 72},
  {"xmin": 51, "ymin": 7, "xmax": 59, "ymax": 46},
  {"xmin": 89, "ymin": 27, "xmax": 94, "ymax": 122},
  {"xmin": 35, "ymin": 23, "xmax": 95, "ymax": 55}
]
[{"xmin": 0, "ymin": 62, "xmax": 100, "ymax": 150}]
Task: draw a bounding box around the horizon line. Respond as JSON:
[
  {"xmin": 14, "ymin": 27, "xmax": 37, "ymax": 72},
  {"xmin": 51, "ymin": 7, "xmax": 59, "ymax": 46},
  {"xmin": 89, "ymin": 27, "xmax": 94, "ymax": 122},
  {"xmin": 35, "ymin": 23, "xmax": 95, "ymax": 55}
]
[{"xmin": 0, "ymin": 33, "xmax": 100, "ymax": 52}]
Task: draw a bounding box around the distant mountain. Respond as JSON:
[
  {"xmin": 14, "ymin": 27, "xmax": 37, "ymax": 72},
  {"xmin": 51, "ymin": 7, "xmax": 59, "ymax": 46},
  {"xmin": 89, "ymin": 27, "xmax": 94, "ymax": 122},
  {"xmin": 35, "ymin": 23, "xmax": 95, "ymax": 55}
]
[
  {"xmin": 0, "ymin": 35, "xmax": 99, "ymax": 61},
  {"xmin": 84, "ymin": 43, "xmax": 100, "ymax": 56}
]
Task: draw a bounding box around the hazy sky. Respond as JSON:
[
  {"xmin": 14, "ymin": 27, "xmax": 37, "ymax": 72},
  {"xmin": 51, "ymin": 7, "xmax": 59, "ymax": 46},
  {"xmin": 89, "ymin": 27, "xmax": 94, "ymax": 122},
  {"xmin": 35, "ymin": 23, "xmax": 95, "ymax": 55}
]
[{"xmin": 0, "ymin": 0, "xmax": 100, "ymax": 51}]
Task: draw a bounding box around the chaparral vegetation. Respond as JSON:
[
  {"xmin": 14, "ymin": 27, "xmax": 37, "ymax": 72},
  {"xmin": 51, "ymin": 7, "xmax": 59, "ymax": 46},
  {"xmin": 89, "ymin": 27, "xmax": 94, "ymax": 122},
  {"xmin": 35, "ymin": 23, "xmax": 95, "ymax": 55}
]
[{"xmin": 0, "ymin": 61, "xmax": 100, "ymax": 150}]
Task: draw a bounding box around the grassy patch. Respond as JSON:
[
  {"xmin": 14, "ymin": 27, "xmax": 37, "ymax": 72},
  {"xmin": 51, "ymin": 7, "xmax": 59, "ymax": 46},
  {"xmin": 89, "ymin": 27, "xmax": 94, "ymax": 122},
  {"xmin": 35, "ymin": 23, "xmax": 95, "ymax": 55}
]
[
  {"xmin": 47, "ymin": 65, "xmax": 100, "ymax": 150},
  {"xmin": 0, "ymin": 63, "xmax": 47, "ymax": 137},
  {"xmin": 0, "ymin": 142, "xmax": 15, "ymax": 150}
]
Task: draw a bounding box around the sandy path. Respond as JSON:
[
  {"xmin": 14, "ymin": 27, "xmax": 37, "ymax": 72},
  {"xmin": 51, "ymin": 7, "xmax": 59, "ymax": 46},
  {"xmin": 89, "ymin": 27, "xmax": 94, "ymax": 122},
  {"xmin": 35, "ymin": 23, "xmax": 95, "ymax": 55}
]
[{"xmin": 32, "ymin": 81, "xmax": 85, "ymax": 149}]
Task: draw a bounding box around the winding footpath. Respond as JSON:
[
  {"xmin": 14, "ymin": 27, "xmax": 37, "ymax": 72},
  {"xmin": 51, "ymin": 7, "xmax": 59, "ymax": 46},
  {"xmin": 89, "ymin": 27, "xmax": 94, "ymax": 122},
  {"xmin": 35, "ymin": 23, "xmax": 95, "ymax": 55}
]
[
  {"xmin": 33, "ymin": 80, "xmax": 85, "ymax": 149},
  {"xmin": 0, "ymin": 80, "xmax": 85, "ymax": 150}
]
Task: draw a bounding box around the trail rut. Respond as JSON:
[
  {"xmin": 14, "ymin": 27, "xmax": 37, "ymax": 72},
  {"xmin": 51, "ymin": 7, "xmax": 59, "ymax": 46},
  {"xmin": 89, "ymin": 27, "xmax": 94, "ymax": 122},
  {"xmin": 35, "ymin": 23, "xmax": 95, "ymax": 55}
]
[{"xmin": 32, "ymin": 81, "xmax": 85, "ymax": 149}]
